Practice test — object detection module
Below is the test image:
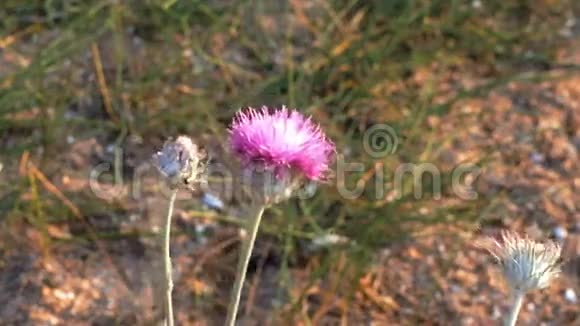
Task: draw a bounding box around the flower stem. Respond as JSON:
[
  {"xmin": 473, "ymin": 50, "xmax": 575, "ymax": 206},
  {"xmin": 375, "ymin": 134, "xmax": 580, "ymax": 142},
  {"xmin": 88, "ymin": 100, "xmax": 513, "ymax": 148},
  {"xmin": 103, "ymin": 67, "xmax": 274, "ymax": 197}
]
[
  {"xmin": 505, "ymin": 291, "xmax": 525, "ymax": 326},
  {"xmin": 163, "ymin": 190, "xmax": 177, "ymax": 326},
  {"xmin": 225, "ymin": 205, "xmax": 265, "ymax": 326}
]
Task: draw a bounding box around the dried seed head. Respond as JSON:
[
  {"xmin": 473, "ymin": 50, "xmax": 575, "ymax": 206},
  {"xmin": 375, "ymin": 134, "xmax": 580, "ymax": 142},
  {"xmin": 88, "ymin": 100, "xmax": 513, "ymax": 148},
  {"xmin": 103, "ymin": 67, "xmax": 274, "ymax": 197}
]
[
  {"xmin": 153, "ymin": 136, "xmax": 205, "ymax": 189},
  {"xmin": 485, "ymin": 231, "xmax": 562, "ymax": 294}
]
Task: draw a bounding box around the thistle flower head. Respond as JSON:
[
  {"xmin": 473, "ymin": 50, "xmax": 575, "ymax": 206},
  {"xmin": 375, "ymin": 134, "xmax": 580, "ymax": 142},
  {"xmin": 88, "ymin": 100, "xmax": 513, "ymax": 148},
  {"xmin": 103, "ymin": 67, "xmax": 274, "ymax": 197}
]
[
  {"xmin": 229, "ymin": 106, "xmax": 335, "ymax": 181},
  {"xmin": 229, "ymin": 106, "xmax": 334, "ymax": 205},
  {"xmin": 485, "ymin": 231, "xmax": 562, "ymax": 293},
  {"xmin": 153, "ymin": 136, "xmax": 205, "ymax": 189}
]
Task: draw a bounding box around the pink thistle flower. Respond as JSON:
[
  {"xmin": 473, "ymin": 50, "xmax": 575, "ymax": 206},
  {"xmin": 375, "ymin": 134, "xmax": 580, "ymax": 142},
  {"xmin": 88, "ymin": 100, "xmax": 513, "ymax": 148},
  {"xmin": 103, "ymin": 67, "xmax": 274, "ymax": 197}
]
[
  {"xmin": 229, "ymin": 106, "xmax": 335, "ymax": 205},
  {"xmin": 229, "ymin": 106, "xmax": 335, "ymax": 181}
]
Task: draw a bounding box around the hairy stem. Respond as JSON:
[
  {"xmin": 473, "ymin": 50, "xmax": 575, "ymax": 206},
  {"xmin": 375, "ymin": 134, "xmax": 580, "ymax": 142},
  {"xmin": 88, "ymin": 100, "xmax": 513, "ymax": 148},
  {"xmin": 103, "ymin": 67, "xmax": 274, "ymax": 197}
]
[
  {"xmin": 505, "ymin": 291, "xmax": 525, "ymax": 326},
  {"xmin": 163, "ymin": 190, "xmax": 177, "ymax": 326},
  {"xmin": 225, "ymin": 205, "xmax": 266, "ymax": 326}
]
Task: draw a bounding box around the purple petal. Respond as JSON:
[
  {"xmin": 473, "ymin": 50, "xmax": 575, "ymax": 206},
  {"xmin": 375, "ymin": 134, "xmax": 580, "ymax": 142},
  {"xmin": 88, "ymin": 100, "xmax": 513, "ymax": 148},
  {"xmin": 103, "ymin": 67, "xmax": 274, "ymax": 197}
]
[{"xmin": 229, "ymin": 106, "xmax": 335, "ymax": 180}]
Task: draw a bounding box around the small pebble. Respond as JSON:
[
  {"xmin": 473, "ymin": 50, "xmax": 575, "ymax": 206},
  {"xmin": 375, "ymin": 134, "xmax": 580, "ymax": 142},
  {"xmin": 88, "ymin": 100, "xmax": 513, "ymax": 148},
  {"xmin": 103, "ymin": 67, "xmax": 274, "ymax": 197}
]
[
  {"xmin": 64, "ymin": 111, "xmax": 75, "ymax": 120},
  {"xmin": 564, "ymin": 288, "xmax": 577, "ymax": 303},
  {"xmin": 195, "ymin": 224, "xmax": 208, "ymax": 245},
  {"xmin": 201, "ymin": 192, "xmax": 224, "ymax": 210},
  {"xmin": 552, "ymin": 226, "xmax": 567, "ymax": 241},
  {"xmin": 342, "ymin": 146, "xmax": 352, "ymax": 156},
  {"xmin": 297, "ymin": 182, "xmax": 317, "ymax": 199},
  {"xmin": 492, "ymin": 306, "xmax": 502, "ymax": 319},
  {"xmin": 526, "ymin": 302, "xmax": 535, "ymax": 311},
  {"xmin": 310, "ymin": 234, "xmax": 348, "ymax": 249},
  {"xmin": 530, "ymin": 152, "xmax": 545, "ymax": 164},
  {"xmin": 194, "ymin": 224, "xmax": 208, "ymax": 235},
  {"xmin": 450, "ymin": 284, "xmax": 462, "ymax": 293},
  {"xmin": 380, "ymin": 248, "xmax": 391, "ymax": 257}
]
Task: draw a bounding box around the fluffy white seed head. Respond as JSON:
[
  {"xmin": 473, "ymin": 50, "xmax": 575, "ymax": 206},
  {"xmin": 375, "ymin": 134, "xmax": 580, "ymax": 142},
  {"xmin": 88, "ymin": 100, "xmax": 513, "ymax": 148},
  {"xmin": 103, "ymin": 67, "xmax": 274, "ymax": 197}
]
[{"xmin": 485, "ymin": 231, "xmax": 562, "ymax": 294}]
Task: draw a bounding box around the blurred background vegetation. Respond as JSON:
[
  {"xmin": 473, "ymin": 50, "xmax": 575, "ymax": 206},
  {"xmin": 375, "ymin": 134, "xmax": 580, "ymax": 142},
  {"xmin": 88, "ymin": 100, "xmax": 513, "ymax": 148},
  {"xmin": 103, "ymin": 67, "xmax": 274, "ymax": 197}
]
[{"xmin": 1, "ymin": 0, "xmax": 579, "ymax": 324}]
